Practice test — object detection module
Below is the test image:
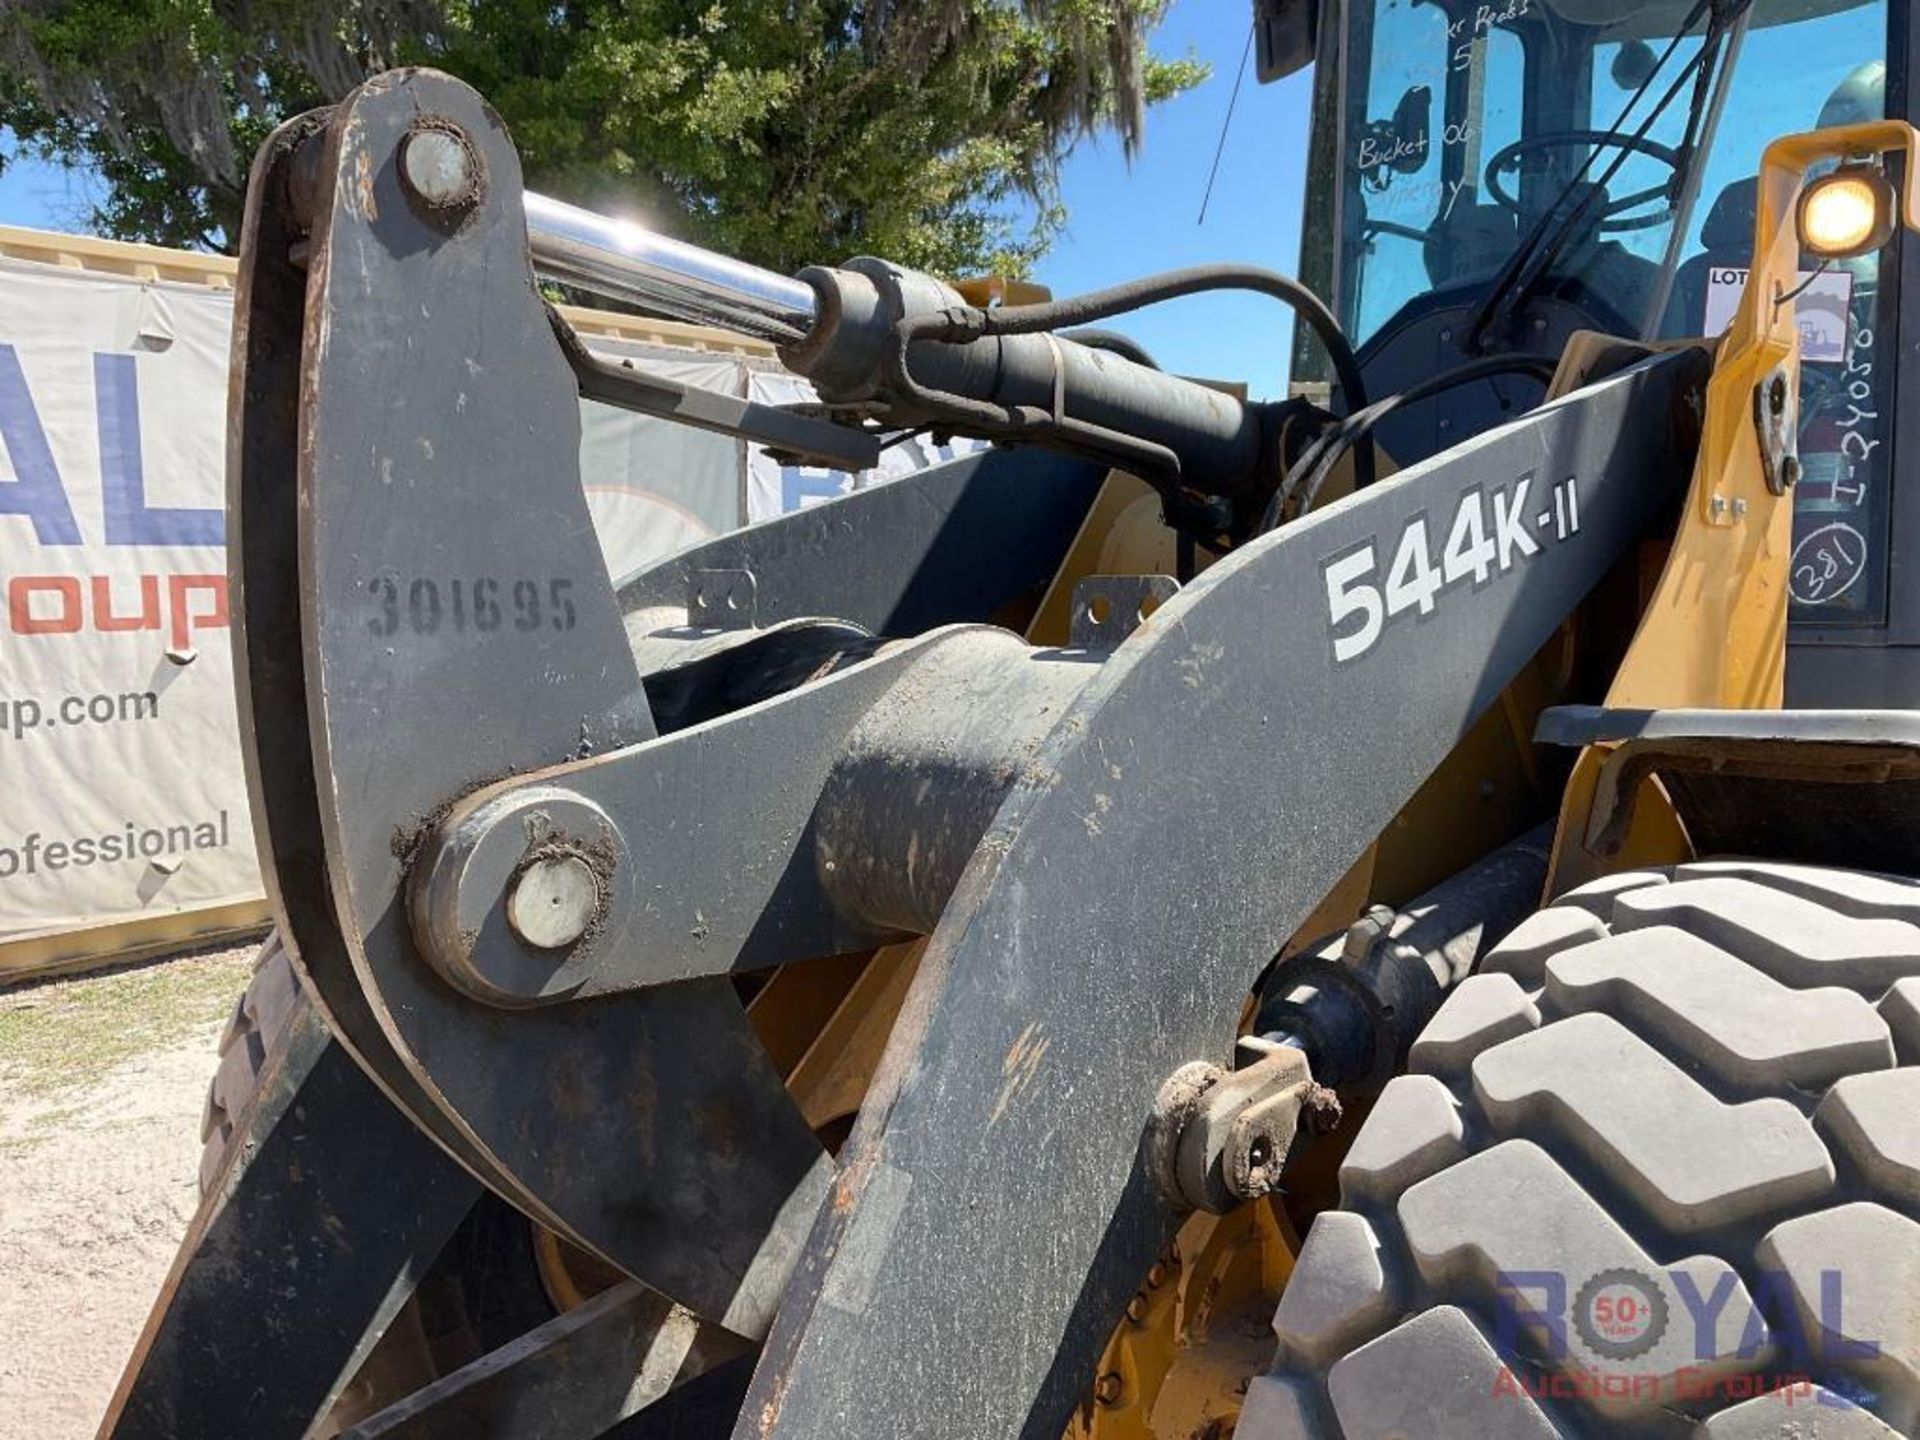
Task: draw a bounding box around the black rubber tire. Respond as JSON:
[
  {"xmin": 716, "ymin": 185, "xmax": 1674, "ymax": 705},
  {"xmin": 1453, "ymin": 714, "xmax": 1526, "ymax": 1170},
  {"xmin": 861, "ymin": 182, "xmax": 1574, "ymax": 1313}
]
[
  {"xmin": 1241, "ymin": 859, "xmax": 1920, "ymax": 1440},
  {"xmin": 198, "ymin": 932, "xmax": 302, "ymax": 1195}
]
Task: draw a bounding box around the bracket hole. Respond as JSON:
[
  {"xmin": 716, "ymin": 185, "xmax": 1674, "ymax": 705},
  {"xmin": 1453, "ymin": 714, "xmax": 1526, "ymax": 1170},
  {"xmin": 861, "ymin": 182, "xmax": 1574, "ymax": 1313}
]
[{"xmin": 1087, "ymin": 594, "xmax": 1113, "ymax": 625}]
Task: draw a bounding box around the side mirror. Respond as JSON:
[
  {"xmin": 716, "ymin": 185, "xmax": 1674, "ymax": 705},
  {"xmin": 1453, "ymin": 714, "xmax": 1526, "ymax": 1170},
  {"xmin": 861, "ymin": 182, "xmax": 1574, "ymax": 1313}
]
[
  {"xmin": 1255, "ymin": 0, "xmax": 1320, "ymax": 83},
  {"xmin": 1390, "ymin": 84, "xmax": 1432, "ymax": 171}
]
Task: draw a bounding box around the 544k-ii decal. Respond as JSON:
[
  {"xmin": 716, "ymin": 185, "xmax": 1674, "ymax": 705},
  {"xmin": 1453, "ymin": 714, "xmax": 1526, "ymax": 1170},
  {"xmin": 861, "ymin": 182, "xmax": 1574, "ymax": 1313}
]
[{"xmin": 1323, "ymin": 473, "xmax": 1582, "ymax": 664}]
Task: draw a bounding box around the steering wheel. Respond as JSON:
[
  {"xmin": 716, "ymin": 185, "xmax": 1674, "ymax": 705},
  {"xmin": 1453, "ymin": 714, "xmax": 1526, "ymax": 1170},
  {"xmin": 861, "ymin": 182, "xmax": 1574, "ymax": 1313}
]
[{"xmin": 1484, "ymin": 131, "xmax": 1682, "ymax": 234}]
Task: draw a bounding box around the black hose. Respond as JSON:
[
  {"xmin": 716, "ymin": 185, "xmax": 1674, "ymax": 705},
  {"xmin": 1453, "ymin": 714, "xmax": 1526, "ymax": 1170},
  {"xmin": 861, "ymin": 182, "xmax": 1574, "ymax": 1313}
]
[
  {"xmin": 975, "ymin": 265, "xmax": 1370, "ymax": 487},
  {"xmin": 1261, "ymin": 354, "xmax": 1559, "ymax": 532},
  {"xmin": 1057, "ymin": 328, "xmax": 1162, "ymax": 369}
]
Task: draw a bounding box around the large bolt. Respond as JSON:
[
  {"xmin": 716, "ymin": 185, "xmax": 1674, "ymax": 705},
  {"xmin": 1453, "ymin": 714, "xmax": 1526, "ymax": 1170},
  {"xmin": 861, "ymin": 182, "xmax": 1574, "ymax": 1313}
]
[
  {"xmin": 1093, "ymin": 1373, "xmax": 1125, "ymax": 1406},
  {"xmin": 399, "ymin": 123, "xmax": 482, "ymax": 217},
  {"xmin": 507, "ymin": 853, "xmax": 600, "ymax": 951},
  {"xmin": 409, "ymin": 785, "xmax": 624, "ymax": 1006}
]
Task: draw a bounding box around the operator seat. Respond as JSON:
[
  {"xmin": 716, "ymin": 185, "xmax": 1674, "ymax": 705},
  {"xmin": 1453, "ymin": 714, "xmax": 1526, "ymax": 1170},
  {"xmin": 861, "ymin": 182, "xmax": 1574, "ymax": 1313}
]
[
  {"xmin": 1423, "ymin": 198, "xmax": 1519, "ymax": 289},
  {"xmin": 1662, "ymin": 176, "xmax": 1758, "ymax": 337}
]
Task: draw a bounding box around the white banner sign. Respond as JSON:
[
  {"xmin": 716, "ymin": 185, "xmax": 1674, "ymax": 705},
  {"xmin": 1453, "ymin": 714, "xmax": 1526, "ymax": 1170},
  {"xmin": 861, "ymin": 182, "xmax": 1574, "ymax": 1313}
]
[
  {"xmin": 745, "ymin": 371, "xmax": 985, "ymax": 522},
  {"xmin": 0, "ymin": 262, "xmax": 250, "ymax": 939},
  {"xmin": 580, "ymin": 341, "xmax": 745, "ymax": 584}
]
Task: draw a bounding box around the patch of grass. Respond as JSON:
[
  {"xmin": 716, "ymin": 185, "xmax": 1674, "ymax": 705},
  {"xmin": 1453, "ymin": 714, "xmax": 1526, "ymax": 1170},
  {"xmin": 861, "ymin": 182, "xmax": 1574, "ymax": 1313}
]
[{"xmin": 0, "ymin": 945, "xmax": 257, "ymax": 1098}]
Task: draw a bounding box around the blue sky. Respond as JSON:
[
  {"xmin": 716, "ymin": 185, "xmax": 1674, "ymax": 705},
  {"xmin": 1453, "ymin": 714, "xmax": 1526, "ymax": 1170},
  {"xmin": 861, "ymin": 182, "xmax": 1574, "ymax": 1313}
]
[
  {"xmin": 0, "ymin": 148, "xmax": 102, "ymax": 234},
  {"xmin": 0, "ymin": 4, "xmax": 1309, "ymax": 394},
  {"xmin": 1030, "ymin": 6, "xmax": 1315, "ymax": 396}
]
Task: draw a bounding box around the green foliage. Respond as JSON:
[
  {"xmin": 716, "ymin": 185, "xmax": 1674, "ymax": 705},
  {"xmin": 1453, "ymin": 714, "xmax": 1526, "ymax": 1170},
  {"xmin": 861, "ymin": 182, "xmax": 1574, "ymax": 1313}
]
[{"xmin": 0, "ymin": 1, "xmax": 1205, "ymax": 275}]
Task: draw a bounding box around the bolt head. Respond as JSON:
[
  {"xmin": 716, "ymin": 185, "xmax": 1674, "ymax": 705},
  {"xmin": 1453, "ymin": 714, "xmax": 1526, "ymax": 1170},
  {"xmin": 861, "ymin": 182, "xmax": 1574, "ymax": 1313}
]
[
  {"xmin": 401, "ymin": 127, "xmax": 477, "ymax": 211},
  {"xmin": 508, "ymin": 853, "xmax": 599, "ymax": 951}
]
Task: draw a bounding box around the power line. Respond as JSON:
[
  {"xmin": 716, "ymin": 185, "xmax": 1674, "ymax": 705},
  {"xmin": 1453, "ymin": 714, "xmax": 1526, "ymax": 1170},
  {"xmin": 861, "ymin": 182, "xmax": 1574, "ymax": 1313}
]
[{"xmin": 1198, "ymin": 22, "xmax": 1256, "ymax": 226}]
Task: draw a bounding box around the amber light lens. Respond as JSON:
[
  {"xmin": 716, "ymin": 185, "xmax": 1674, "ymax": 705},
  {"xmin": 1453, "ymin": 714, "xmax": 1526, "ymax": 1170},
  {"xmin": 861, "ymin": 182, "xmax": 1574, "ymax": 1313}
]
[{"xmin": 1798, "ymin": 167, "xmax": 1896, "ymax": 259}]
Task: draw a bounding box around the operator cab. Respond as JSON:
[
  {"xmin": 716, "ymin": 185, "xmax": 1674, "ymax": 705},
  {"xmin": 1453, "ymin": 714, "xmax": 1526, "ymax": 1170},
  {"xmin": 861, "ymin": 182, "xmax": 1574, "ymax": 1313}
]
[{"xmin": 1270, "ymin": 0, "xmax": 1909, "ymax": 702}]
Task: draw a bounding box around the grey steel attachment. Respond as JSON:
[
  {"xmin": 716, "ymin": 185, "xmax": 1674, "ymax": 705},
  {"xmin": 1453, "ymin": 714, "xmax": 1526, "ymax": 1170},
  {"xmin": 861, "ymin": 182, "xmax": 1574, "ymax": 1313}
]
[
  {"xmin": 1146, "ymin": 1047, "xmax": 1339, "ymax": 1214},
  {"xmin": 407, "ymin": 626, "xmax": 1102, "ymax": 1005},
  {"xmin": 232, "ymin": 70, "xmax": 834, "ymax": 1341},
  {"xmin": 144, "ymin": 62, "xmax": 1717, "ymax": 1440},
  {"xmin": 1069, "ymin": 575, "xmax": 1181, "ymax": 650}
]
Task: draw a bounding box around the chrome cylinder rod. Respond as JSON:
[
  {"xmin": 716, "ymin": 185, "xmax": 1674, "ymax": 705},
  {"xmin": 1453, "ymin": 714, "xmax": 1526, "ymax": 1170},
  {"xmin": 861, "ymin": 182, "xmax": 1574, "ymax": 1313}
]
[{"xmin": 525, "ymin": 192, "xmax": 817, "ymax": 343}]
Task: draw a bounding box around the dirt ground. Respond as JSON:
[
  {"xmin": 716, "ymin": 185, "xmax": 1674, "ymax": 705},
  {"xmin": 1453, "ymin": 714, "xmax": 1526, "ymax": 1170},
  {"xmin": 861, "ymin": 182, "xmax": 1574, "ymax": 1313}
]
[{"xmin": 0, "ymin": 942, "xmax": 259, "ymax": 1440}]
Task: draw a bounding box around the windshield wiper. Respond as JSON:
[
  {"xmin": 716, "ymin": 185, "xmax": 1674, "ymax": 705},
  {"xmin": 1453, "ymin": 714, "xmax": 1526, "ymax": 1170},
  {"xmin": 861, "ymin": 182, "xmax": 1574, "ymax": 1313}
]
[{"xmin": 1464, "ymin": 0, "xmax": 1751, "ymax": 353}]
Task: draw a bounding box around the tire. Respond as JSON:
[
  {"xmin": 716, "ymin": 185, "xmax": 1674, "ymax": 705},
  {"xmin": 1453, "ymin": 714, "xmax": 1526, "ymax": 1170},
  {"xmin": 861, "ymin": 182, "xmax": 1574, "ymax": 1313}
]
[
  {"xmin": 198, "ymin": 932, "xmax": 302, "ymax": 1195},
  {"xmin": 1239, "ymin": 859, "xmax": 1920, "ymax": 1440}
]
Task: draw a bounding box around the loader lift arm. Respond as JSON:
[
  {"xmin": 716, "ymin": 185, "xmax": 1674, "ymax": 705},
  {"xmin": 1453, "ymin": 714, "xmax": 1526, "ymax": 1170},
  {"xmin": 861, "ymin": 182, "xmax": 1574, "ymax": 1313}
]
[{"xmin": 105, "ymin": 67, "xmax": 1718, "ymax": 1440}]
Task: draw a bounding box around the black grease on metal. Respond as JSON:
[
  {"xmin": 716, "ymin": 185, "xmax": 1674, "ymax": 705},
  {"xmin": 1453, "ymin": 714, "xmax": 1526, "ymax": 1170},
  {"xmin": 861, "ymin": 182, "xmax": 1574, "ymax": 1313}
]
[
  {"xmin": 641, "ymin": 624, "xmax": 886, "ymax": 734},
  {"xmin": 390, "ymin": 766, "xmax": 520, "ymax": 873},
  {"xmin": 398, "ymin": 115, "xmax": 487, "ymax": 224},
  {"xmin": 1301, "ymin": 1082, "xmax": 1344, "ymax": 1134}
]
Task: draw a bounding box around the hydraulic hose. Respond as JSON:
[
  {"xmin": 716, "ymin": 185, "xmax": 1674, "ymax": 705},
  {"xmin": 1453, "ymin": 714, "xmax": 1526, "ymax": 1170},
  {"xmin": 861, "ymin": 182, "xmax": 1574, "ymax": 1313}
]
[{"xmin": 1261, "ymin": 353, "xmax": 1560, "ymax": 532}]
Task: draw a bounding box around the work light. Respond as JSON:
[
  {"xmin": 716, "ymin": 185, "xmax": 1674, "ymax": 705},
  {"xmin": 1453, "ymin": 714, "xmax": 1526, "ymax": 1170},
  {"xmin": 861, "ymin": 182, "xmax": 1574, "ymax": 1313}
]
[{"xmin": 1798, "ymin": 162, "xmax": 1898, "ymax": 259}]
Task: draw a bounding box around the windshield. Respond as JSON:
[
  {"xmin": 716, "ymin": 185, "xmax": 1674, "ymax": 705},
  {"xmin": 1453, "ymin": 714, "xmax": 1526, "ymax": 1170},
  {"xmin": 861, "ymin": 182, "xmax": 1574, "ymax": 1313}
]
[{"xmin": 1325, "ymin": 0, "xmax": 1891, "ymax": 625}]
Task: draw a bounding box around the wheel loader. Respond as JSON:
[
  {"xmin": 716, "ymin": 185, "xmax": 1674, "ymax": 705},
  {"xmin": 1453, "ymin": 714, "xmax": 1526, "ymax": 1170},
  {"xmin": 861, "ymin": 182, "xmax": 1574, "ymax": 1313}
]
[{"xmin": 88, "ymin": 0, "xmax": 1920, "ymax": 1435}]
